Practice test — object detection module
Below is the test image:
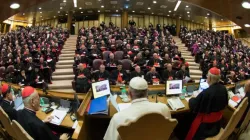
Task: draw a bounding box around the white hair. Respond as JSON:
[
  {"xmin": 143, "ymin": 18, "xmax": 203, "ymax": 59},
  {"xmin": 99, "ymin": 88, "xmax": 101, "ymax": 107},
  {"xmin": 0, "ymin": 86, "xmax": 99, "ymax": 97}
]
[{"xmin": 23, "ymin": 92, "xmax": 36, "ymax": 106}]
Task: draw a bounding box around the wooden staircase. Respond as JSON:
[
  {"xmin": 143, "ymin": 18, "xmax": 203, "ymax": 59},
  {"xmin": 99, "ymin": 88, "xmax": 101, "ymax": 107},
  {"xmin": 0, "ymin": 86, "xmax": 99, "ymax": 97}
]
[
  {"xmin": 48, "ymin": 35, "xmax": 77, "ymax": 93},
  {"xmin": 173, "ymin": 37, "xmax": 202, "ymax": 82}
]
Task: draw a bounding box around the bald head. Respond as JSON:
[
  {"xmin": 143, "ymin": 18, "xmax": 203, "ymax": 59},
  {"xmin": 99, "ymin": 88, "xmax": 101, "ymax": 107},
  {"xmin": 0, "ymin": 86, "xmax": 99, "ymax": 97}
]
[
  {"xmin": 100, "ymin": 64, "xmax": 105, "ymax": 72},
  {"xmin": 135, "ymin": 66, "xmax": 141, "ymax": 73}
]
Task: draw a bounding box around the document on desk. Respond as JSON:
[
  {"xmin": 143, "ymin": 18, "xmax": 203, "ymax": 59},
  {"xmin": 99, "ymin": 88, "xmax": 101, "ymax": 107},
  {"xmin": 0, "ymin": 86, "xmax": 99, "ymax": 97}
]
[
  {"xmin": 50, "ymin": 110, "xmax": 67, "ymax": 125},
  {"xmin": 228, "ymin": 99, "xmax": 238, "ymax": 108},
  {"xmin": 118, "ymin": 103, "xmax": 131, "ymax": 111},
  {"xmin": 167, "ymin": 98, "xmax": 185, "ymax": 111}
]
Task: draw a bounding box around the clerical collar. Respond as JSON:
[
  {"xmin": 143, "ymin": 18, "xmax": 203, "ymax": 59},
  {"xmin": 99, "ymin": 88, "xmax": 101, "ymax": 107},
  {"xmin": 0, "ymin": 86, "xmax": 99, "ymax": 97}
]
[
  {"xmin": 132, "ymin": 98, "xmax": 148, "ymax": 104},
  {"xmin": 24, "ymin": 107, "xmax": 36, "ymax": 115},
  {"xmin": 3, "ymin": 99, "xmax": 11, "ymax": 105}
]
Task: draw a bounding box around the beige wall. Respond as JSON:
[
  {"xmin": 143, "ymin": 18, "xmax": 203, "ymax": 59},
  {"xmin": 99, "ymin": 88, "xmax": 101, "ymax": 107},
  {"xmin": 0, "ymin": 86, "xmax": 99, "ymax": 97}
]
[{"xmin": 213, "ymin": 26, "xmax": 234, "ymax": 35}]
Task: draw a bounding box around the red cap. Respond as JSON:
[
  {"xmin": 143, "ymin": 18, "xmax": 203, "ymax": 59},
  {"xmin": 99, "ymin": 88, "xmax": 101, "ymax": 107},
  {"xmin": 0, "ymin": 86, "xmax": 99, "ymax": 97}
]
[
  {"xmin": 1, "ymin": 84, "xmax": 9, "ymax": 94},
  {"xmin": 209, "ymin": 67, "xmax": 220, "ymax": 75},
  {"xmin": 185, "ymin": 62, "xmax": 189, "ymax": 67},
  {"xmin": 22, "ymin": 86, "xmax": 35, "ymax": 98}
]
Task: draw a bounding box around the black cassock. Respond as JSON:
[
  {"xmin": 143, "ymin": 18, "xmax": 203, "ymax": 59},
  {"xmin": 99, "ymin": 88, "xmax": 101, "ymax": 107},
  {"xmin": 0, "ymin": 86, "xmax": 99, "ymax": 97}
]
[
  {"xmin": 0, "ymin": 100, "xmax": 17, "ymax": 120},
  {"xmin": 189, "ymin": 83, "xmax": 228, "ymax": 140},
  {"xmin": 93, "ymin": 70, "xmax": 110, "ymax": 81},
  {"xmin": 16, "ymin": 109, "xmax": 59, "ymax": 140}
]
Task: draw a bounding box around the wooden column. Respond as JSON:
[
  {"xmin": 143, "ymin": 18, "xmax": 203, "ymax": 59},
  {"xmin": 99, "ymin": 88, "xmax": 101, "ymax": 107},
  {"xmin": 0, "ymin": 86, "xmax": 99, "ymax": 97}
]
[
  {"xmin": 209, "ymin": 18, "xmax": 212, "ymax": 30},
  {"xmin": 176, "ymin": 17, "xmax": 180, "ymax": 36},
  {"xmin": 67, "ymin": 11, "xmax": 73, "ymax": 33},
  {"xmin": 121, "ymin": 11, "xmax": 128, "ymax": 28},
  {"xmin": 32, "ymin": 17, "xmax": 36, "ymax": 27}
]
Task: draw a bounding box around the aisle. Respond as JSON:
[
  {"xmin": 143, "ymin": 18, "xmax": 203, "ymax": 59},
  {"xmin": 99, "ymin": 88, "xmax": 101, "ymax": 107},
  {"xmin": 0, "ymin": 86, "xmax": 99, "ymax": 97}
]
[
  {"xmin": 48, "ymin": 35, "xmax": 77, "ymax": 93},
  {"xmin": 173, "ymin": 37, "xmax": 202, "ymax": 82}
]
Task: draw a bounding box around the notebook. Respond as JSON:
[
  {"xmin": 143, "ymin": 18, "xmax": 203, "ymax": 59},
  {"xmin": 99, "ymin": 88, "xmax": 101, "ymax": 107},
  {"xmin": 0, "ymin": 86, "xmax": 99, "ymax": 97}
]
[
  {"xmin": 50, "ymin": 110, "xmax": 67, "ymax": 125},
  {"xmin": 88, "ymin": 96, "xmax": 108, "ymax": 115},
  {"xmin": 167, "ymin": 97, "xmax": 185, "ymax": 111}
]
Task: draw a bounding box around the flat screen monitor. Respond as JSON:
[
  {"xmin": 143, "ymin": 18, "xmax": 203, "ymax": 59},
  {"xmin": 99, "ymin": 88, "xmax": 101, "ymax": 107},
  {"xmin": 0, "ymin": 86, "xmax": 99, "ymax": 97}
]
[
  {"xmin": 92, "ymin": 80, "xmax": 111, "ymax": 98},
  {"xmin": 198, "ymin": 79, "xmax": 209, "ymax": 91},
  {"xmin": 166, "ymin": 80, "xmax": 183, "ymax": 95}
]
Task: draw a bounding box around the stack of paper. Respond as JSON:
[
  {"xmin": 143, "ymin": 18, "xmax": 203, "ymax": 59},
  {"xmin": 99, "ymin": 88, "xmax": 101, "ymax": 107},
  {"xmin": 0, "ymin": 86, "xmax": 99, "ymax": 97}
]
[{"xmin": 50, "ymin": 110, "xmax": 67, "ymax": 125}]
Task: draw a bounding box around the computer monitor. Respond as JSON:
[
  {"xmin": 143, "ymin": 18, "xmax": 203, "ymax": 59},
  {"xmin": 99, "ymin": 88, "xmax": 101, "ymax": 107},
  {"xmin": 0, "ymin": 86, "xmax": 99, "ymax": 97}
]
[
  {"xmin": 235, "ymin": 82, "xmax": 244, "ymax": 94},
  {"xmin": 166, "ymin": 80, "xmax": 183, "ymax": 95},
  {"xmin": 198, "ymin": 78, "xmax": 209, "ymax": 91},
  {"xmin": 91, "ymin": 80, "xmax": 111, "ymax": 98}
]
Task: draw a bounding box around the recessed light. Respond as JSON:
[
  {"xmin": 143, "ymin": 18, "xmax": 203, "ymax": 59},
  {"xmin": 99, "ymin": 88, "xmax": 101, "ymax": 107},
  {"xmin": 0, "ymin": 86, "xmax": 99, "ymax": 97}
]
[
  {"xmin": 152, "ymin": 13, "xmax": 154, "ymax": 14},
  {"xmin": 242, "ymin": 1, "xmax": 250, "ymax": 9},
  {"xmin": 179, "ymin": 17, "xmax": 181, "ymax": 18},
  {"xmin": 207, "ymin": 13, "xmax": 210, "ymax": 15},
  {"xmin": 58, "ymin": 11, "xmax": 60, "ymax": 13},
  {"xmin": 245, "ymin": 24, "xmax": 250, "ymax": 27},
  {"xmin": 23, "ymin": 13, "xmax": 25, "ymax": 15},
  {"xmin": 167, "ymin": 15, "xmax": 170, "ymax": 16},
  {"xmin": 10, "ymin": 3, "xmax": 20, "ymax": 9},
  {"xmin": 153, "ymin": 1, "xmax": 157, "ymax": 4},
  {"xmin": 187, "ymin": 11, "xmax": 190, "ymax": 14},
  {"xmin": 81, "ymin": 12, "xmax": 83, "ymax": 13},
  {"xmin": 60, "ymin": 7, "xmax": 62, "ymax": 9},
  {"xmin": 116, "ymin": 10, "xmax": 118, "ymax": 12},
  {"xmin": 42, "ymin": 19, "xmax": 44, "ymax": 20},
  {"xmin": 148, "ymin": 7, "xmax": 151, "ymax": 10},
  {"xmin": 54, "ymin": 16, "xmax": 56, "ymax": 18},
  {"xmin": 192, "ymin": 20, "xmax": 194, "ymax": 22},
  {"xmin": 205, "ymin": 17, "xmax": 207, "ymax": 18},
  {"xmin": 39, "ymin": 7, "xmax": 42, "ymax": 10},
  {"xmin": 126, "ymin": 0, "xmax": 129, "ymax": 1},
  {"xmin": 221, "ymin": 19, "xmax": 223, "ymax": 21},
  {"xmin": 63, "ymin": 0, "xmax": 66, "ymax": 2},
  {"xmin": 79, "ymin": 7, "xmax": 82, "ymax": 9},
  {"xmin": 132, "ymin": 11, "xmax": 135, "ymax": 12},
  {"xmin": 40, "ymin": 12, "xmax": 42, "ymax": 13},
  {"xmin": 101, "ymin": 5, "xmax": 104, "ymax": 8},
  {"xmin": 186, "ymin": 5, "xmax": 189, "ymax": 7},
  {"xmin": 169, "ymin": 10, "xmax": 171, "ymax": 13},
  {"xmin": 98, "ymin": 10, "xmax": 100, "ymax": 12},
  {"xmin": 66, "ymin": 14, "xmax": 68, "ymax": 15},
  {"xmin": 40, "ymin": 16, "xmax": 42, "ymax": 17}
]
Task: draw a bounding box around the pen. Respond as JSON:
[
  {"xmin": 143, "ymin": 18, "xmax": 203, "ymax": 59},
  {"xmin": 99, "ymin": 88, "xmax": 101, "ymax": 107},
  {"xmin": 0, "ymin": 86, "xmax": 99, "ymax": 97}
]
[{"xmin": 55, "ymin": 116, "xmax": 60, "ymax": 119}]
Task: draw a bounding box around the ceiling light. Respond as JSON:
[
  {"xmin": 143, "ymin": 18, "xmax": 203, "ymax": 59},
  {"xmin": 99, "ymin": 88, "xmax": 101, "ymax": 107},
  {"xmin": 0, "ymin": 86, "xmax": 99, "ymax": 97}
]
[
  {"xmin": 169, "ymin": 11, "xmax": 171, "ymax": 13},
  {"xmin": 81, "ymin": 12, "xmax": 83, "ymax": 13},
  {"xmin": 40, "ymin": 12, "xmax": 42, "ymax": 13},
  {"xmin": 23, "ymin": 13, "xmax": 25, "ymax": 15},
  {"xmin": 101, "ymin": 5, "xmax": 104, "ymax": 8},
  {"xmin": 79, "ymin": 7, "xmax": 82, "ymax": 9},
  {"xmin": 66, "ymin": 14, "xmax": 68, "ymax": 15},
  {"xmin": 132, "ymin": 11, "xmax": 135, "ymax": 12},
  {"xmin": 148, "ymin": 7, "xmax": 151, "ymax": 10},
  {"xmin": 58, "ymin": 11, "xmax": 60, "ymax": 13},
  {"xmin": 10, "ymin": 3, "xmax": 20, "ymax": 9},
  {"xmin": 39, "ymin": 7, "xmax": 42, "ymax": 10},
  {"xmin": 186, "ymin": 5, "xmax": 189, "ymax": 7},
  {"xmin": 187, "ymin": 11, "xmax": 190, "ymax": 14},
  {"xmin": 116, "ymin": 10, "xmax": 118, "ymax": 12},
  {"xmin": 153, "ymin": 1, "xmax": 157, "ymax": 4},
  {"xmin": 126, "ymin": 0, "xmax": 130, "ymax": 1},
  {"xmin": 54, "ymin": 16, "xmax": 56, "ymax": 18},
  {"xmin": 152, "ymin": 13, "xmax": 154, "ymax": 14},
  {"xmin": 98, "ymin": 10, "xmax": 100, "ymax": 12},
  {"xmin": 207, "ymin": 13, "xmax": 210, "ymax": 15},
  {"xmin": 192, "ymin": 20, "xmax": 194, "ymax": 22},
  {"xmin": 73, "ymin": 0, "xmax": 77, "ymax": 7},
  {"xmin": 179, "ymin": 17, "xmax": 181, "ymax": 18},
  {"xmin": 221, "ymin": 19, "xmax": 223, "ymax": 21},
  {"xmin": 40, "ymin": 16, "xmax": 42, "ymax": 17},
  {"xmin": 242, "ymin": 1, "xmax": 250, "ymax": 9},
  {"xmin": 167, "ymin": 15, "xmax": 170, "ymax": 16},
  {"xmin": 205, "ymin": 17, "xmax": 207, "ymax": 18},
  {"xmin": 60, "ymin": 7, "xmax": 62, "ymax": 9},
  {"xmin": 245, "ymin": 24, "xmax": 250, "ymax": 27},
  {"xmin": 63, "ymin": 0, "xmax": 66, "ymax": 2},
  {"xmin": 174, "ymin": 0, "xmax": 181, "ymax": 11},
  {"xmin": 188, "ymin": 15, "xmax": 190, "ymax": 17}
]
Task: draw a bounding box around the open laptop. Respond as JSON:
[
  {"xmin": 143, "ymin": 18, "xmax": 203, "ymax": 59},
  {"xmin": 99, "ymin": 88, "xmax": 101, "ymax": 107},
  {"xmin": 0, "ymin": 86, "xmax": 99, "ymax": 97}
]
[
  {"xmin": 91, "ymin": 80, "xmax": 111, "ymax": 98},
  {"xmin": 166, "ymin": 80, "xmax": 183, "ymax": 95}
]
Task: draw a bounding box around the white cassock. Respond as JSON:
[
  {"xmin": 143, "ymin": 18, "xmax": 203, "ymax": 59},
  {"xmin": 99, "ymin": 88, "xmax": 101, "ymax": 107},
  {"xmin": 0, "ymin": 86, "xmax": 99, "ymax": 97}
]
[{"xmin": 103, "ymin": 98, "xmax": 171, "ymax": 140}]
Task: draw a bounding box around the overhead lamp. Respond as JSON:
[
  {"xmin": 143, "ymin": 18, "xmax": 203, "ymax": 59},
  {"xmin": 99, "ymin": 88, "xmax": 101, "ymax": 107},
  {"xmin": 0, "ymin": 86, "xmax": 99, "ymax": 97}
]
[
  {"xmin": 98, "ymin": 10, "xmax": 100, "ymax": 12},
  {"xmin": 153, "ymin": 1, "xmax": 157, "ymax": 4},
  {"xmin": 66, "ymin": 14, "xmax": 68, "ymax": 15},
  {"xmin": 23, "ymin": 13, "xmax": 25, "ymax": 15},
  {"xmin": 245, "ymin": 24, "xmax": 250, "ymax": 27},
  {"xmin": 221, "ymin": 19, "xmax": 223, "ymax": 21},
  {"xmin": 42, "ymin": 19, "xmax": 44, "ymax": 20},
  {"xmin": 116, "ymin": 10, "xmax": 118, "ymax": 12},
  {"xmin": 73, "ymin": 0, "xmax": 77, "ymax": 7},
  {"xmin": 186, "ymin": 5, "xmax": 189, "ymax": 7},
  {"xmin": 132, "ymin": 11, "xmax": 135, "ymax": 12},
  {"xmin": 101, "ymin": 5, "xmax": 104, "ymax": 8},
  {"xmin": 39, "ymin": 7, "xmax": 42, "ymax": 10},
  {"xmin": 40, "ymin": 16, "xmax": 42, "ymax": 17},
  {"xmin": 152, "ymin": 13, "xmax": 154, "ymax": 14},
  {"xmin": 207, "ymin": 13, "xmax": 210, "ymax": 15},
  {"xmin": 60, "ymin": 7, "xmax": 63, "ymax": 9},
  {"xmin": 167, "ymin": 15, "xmax": 170, "ymax": 16},
  {"xmin": 10, "ymin": 3, "xmax": 20, "ymax": 9},
  {"xmin": 63, "ymin": 0, "xmax": 66, "ymax": 2},
  {"xmin": 174, "ymin": 0, "xmax": 181, "ymax": 11},
  {"xmin": 79, "ymin": 7, "xmax": 82, "ymax": 9},
  {"xmin": 179, "ymin": 17, "xmax": 181, "ymax": 19},
  {"xmin": 40, "ymin": 12, "xmax": 42, "ymax": 13},
  {"xmin": 148, "ymin": 7, "xmax": 151, "ymax": 10},
  {"xmin": 242, "ymin": 1, "xmax": 250, "ymax": 9},
  {"xmin": 81, "ymin": 12, "xmax": 83, "ymax": 13},
  {"xmin": 169, "ymin": 10, "xmax": 171, "ymax": 13},
  {"xmin": 58, "ymin": 11, "xmax": 60, "ymax": 13},
  {"xmin": 205, "ymin": 17, "xmax": 207, "ymax": 18},
  {"xmin": 187, "ymin": 11, "xmax": 190, "ymax": 14}
]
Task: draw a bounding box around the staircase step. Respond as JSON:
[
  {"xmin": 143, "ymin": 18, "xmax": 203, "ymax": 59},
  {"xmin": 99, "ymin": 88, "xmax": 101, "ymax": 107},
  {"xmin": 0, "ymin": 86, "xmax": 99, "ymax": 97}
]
[
  {"xmin": 185, "ymin": 58, "xmax": 195, "ymax": 62},
  {"xmin": 60, "ymin": 53, "xmax": 75, "ymax": 57},
  {"xmin": 191, "ymin": 75, "xmax": 202, "ymax": 80},
  {"xmin": 188, "ymin": 61, "xmax": 199, "ymax": 66},
  {"xmin": 59, "ymin": 56, "xmax": 74, "ymax": 60},
  {"xmin": 61, "ymin": 51, "xmax": 75, "ymax": 54},
  {"xmin": 182, "ymin": 55, "xmax": 194, "ymax": 59},
  {"xmin": 53, "ymin": 74, "xmax": 75, "ymax": 80},
  {"xmin": 190, "ymin": 69, "xmax": 202, "ymax": 75},
  {"xmin": 49, "ymin": 80, "xmax": 72, "ymax": 89},
  {"xmin": 56, "ymin": 64, "xmax": 73, "ymax": 69},
  {"xmin": 62, "ymin": 48, "xmax": 76, "ymax": 51},
  {"xmin": 189, "ymin": 65, "xmax": 199, "ymax": 69},
  {"xmin": 57, "ymin": 60, "xmax": 74, "ymax": 65},
  {"xmin": 53, "ymin": 68, "xmax": 73, "ymax": 75}
]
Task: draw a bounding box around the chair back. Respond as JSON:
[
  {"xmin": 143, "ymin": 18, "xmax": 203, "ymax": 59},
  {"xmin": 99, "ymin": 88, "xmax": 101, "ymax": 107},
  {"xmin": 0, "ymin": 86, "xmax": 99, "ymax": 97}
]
[
  {"xmin": 114, "ymin": 51, "xmax": 124, "ymax": 61},
  {"xmin": 0, "ymin": 107, "xmax": 16, "ymax": 138},
  {"xmin": 118, "ymin": 113, "xmax": 178, "ymax": 140},
  {"xmin": 7, "ymin": 65, "xmax": 15, "ymax": 74},
  {"xmin": 92, "ymin": 59, "xmax": 103, "ymax": 71},
  {"xmin": 121, "ymin": 59, "xmax": 132, "ymax": 71},
  {"xmin": 239, "ymin": 107, "xmax": 250, "ymax": 132},
  {"xmin": 12, "ymin": 120, "xmax": 33, "ymax": 140},
  {"xmin": 207, "ymin": 98, "xmax": 248, "ymax": 140},
  {"xmin": 103, "ymin": 51, "xmax": 111, "ymax": 60}
]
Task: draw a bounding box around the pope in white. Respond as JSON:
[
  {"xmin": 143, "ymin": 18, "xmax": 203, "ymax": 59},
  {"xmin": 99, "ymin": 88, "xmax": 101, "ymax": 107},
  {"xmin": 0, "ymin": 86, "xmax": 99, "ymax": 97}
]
[{"xmin": 104, "ymin": 77, "xmax": 171, "ymax": 140}]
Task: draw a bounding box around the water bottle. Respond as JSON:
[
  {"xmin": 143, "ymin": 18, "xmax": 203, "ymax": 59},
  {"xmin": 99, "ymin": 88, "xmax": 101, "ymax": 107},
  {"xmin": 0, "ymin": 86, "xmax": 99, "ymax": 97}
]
[
  {"xmin": 121, "ymin": 86, "xmax": 126, "ymax": 98},
  {"xmin": 180, "ymin": 86, "xmax": 187, "ymax": 99}
]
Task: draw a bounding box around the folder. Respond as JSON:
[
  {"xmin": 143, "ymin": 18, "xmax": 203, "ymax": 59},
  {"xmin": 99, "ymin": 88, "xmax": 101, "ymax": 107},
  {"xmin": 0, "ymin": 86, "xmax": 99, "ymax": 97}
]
[
  {"xmin": 50, "ymin": 110, "xmax": 67, "ymax": 125},
  {"xmin": 88, "ymin": 96, "xmax": 108, "ymax": 115}
]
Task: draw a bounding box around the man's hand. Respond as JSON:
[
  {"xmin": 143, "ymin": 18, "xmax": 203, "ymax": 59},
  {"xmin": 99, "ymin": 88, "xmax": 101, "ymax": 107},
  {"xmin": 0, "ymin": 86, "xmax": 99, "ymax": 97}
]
[
  {"xmin": 43, "ymin": 116, "xmax": 54, "ymax": 123},
  {"xmin": 60, "ymin": 133, "xmax": 69, "ymax": 140}
]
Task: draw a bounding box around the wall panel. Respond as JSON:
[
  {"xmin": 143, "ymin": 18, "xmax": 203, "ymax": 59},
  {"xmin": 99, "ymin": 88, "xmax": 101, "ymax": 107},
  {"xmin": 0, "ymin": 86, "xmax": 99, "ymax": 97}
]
[
  {"xmin": 75, "ymin": 22, "xmax": 79, "ymax": 35},
  {"xmin": 154, "ymin": 16, "xmax": 159, "ymax": 25},
  {"xmin": 149, "ymin": 16, "xmax": 154, "ymax": 25},
  {"xmin": 79, "ymin": 21, "xmax": 83, "ymax": 28},
  {"xmin": 159, "ymin": 16, "xmax": 164, "ymax": 27},
  {"xmin": 144, "ymin": 15, "xmax": 149, "ymax": 28},
  {"xmin": 89, "ymin": 21, "xmax": 94, "ymax": 27},
  {"xmin": 138, "ymin": 17, "xmax": 144, "ymax": 27},
  {"xmin": 83, "ymin": 21, "xmax": 88, "ymax": 28}
]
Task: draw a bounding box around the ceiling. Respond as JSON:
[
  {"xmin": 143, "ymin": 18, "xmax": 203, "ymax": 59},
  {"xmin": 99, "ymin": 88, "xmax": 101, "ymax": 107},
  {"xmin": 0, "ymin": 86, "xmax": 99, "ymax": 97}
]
[{"xmin": 0, "ymin": 0, "xmax": 248, "ymax": 32}]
